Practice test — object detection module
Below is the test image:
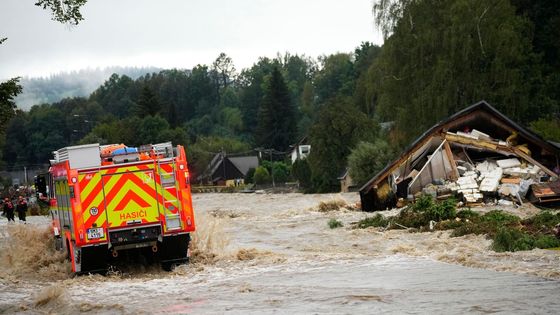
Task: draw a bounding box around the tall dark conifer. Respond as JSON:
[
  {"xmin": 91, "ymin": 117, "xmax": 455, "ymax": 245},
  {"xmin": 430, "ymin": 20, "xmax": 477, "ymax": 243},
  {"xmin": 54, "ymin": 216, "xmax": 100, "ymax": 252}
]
[
  {"xmin": 135, "ymin": 85, "xmax": 160, "ymax": 117},
  {"xmin": 256, "ymin": 67, "xmax": 295, "ymax": 150}
]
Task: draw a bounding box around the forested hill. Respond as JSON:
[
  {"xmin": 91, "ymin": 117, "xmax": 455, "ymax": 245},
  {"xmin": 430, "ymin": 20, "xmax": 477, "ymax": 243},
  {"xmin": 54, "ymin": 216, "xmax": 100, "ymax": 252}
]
[
  {"xmin": 1, "ymin": 0, "xmax": 559, "ymax": 193},
  {"xmin": 15, "ymin": 66, "xmax": 162, "ymax": 110}
]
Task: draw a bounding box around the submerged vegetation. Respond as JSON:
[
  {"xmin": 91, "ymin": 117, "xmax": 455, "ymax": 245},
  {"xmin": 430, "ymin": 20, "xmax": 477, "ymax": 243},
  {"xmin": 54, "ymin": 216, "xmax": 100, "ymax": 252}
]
[
  {"xmin": 356, "ymin": 195, "xmax": 560, "ymax": 252},
  {"xmin": 328, "ymin": 218, "xmax": 344, "ymax": 229}
]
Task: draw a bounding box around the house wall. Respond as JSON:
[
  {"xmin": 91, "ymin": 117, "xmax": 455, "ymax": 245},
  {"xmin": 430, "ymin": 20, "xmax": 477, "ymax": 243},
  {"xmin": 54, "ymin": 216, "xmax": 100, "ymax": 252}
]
[
  {"xmin": 290, "ymin": 145, "xmax": 311, "ymax": 163},
  {"xmin": 340, "ymin": 174, "xmax": 355, "ymax": 193}
]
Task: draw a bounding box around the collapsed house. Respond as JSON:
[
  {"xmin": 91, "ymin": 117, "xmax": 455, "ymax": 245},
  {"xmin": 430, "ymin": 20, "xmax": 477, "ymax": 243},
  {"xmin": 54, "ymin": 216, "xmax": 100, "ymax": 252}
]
[{"xmin": 359, "ymin": 101, "xmax": 560, "ymax": 211}]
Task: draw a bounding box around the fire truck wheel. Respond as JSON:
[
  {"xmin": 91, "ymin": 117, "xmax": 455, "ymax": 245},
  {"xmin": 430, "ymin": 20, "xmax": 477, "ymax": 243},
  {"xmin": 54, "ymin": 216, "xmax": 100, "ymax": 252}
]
[
  {"xmin": 54, "ymin": 237, "xmax": 63, "ymax": 251},
  {"xmin": 161, "ymin": 262, "xmax": 173, "ymax": 272},
  {"xmin": 161, "ymin": 259, "xmax": 188, "ymax": 272}
]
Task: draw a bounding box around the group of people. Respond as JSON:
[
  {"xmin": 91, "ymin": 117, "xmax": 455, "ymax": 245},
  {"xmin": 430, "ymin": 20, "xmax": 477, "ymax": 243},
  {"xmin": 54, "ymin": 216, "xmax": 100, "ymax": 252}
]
[{"xmin": 2, "ymin": 196, "xmax": 27, "ymax": 223}]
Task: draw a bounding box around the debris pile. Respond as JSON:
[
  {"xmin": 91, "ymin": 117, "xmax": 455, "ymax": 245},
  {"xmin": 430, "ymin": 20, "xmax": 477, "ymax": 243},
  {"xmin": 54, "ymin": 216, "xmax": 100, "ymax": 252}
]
[
  {"xmin": 360, "ymin": 102, "xmax": 560, "ymax": 212},
  {"xmin": 427, "ymin": 157, "xmax": 540, "ymax": 206},
  {"xmin": 400, "ymin": 128, "xmax": 556, "ymax": 207}
]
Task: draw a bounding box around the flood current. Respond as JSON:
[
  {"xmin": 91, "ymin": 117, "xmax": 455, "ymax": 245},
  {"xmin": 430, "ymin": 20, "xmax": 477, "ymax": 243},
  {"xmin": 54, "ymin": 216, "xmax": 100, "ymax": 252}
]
[{"xmin": 1, "ymin": 193, "xmax": 559, "ymax": 314}]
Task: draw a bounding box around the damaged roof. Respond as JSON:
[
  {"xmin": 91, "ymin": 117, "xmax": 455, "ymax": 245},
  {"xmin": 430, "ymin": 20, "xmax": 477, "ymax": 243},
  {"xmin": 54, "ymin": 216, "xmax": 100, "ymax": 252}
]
[{"xmin": 359, "ymin": 100, "xmax": 560, "ymax": 211}]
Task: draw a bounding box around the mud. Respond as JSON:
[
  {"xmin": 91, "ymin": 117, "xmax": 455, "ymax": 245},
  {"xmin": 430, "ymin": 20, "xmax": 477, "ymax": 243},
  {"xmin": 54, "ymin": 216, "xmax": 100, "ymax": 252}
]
[{"xmin": 0, "ymin": 193, "xmax": 559, "ymax": 314}]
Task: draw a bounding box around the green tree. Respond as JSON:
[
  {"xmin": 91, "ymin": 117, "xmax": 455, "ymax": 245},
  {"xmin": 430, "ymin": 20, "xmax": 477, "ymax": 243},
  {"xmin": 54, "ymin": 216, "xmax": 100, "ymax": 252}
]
[
  {"xmin": 219, "ymin": 107, "xmax": 244, "ymax": 134},
  {"xmin": 90, "ymin": 74, "xmax": 136, "ymax": 118},
  {"xmin": 253, "ymin": 166, "xmax": 271, "ymax": 185},
  {"xmin": 308, "ymin": 98, "xmax": 378, "ymax": 192},
  {"xmin": 2, "ymin": 112, "xmax": 29, "ymax": 167},
  {"xmin": 34, "ymin": 0, "xmax": 87, "ymax": 25},
  {"xmin": 135, "ymin": 85, "xmax": 161, "ymax": 117},
  {"xmin": 271, "ymin": 161, "xmax": 291, "ymax": 183},
  {"xmin": 348, "ymin": 140, "xmax": 394, "ymax": 187},
  {"xmin": 137, "ymin": 115, "xmax": 169, "ymax": 144},
  {"xmin": 212, "ymin": 52, "xmax": 236, "ymax": 91},
  {"xmin": 255, "ymin": 67, "xmax": 296, "ymax": 150},
  {"xmin": 353, "ymin": 42, "xmax": 382, "ymax": 116},
  {"xmin": 291, "ymin": 158, "xmax": 312, "ymax": 190},
  {"xmin": 314, "ymin": 53, "xmax": 355, "ymax": 103},
  {"xmin": 529, "ymin": 118, "xmax": 560, "ymax": 142},
  {"xmin": 238, "ymin": 57, "xmax": 278, "ymax": 136},
  {"xmin": 191, "ymin": 65, "xmax": 219, "ymax": 117},
  {"xmin": 244, "ymin": 167, "xmax": 256, "ymax": 184},
  {"xmin": 0, "ymin": 78, "xmax": 22, "ymax": 129}
]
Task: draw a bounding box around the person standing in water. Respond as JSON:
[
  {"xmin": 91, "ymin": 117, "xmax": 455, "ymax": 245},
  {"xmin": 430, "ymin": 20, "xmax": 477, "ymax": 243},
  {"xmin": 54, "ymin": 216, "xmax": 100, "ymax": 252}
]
[
  {"xmin": 15, "ymin": 196, "xmax": 27, "ymax": 223},
  {"xmin": 3, "ymin": 197, "xmax": 15, "ymax": 222}
]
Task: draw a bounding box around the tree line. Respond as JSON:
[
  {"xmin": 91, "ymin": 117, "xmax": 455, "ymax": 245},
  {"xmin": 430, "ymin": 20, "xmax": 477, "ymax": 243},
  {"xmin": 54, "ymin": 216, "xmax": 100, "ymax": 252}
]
[{"xmin": 1, "ymin": 0, "xmax": 559, "ymax": 193}]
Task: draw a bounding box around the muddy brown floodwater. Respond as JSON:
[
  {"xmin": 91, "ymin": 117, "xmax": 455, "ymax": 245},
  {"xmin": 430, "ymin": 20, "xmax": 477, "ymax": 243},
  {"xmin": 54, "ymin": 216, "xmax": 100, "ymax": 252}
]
[{"xmin": 1, "ymin": 193, "xmax": 560, "ymax": 314}]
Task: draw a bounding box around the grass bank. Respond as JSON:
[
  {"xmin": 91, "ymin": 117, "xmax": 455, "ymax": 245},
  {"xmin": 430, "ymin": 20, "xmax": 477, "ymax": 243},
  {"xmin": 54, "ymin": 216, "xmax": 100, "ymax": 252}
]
[{"xmin": 355, "ymin": 195, "xmax": 560, "ymax": 252}]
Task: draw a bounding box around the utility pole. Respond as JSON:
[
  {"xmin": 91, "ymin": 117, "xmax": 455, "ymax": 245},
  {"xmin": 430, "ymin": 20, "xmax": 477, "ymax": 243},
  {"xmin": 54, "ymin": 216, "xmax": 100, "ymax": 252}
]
[
  {"xmin": 221, "ymin": 147, "xmax": 226, "ymax": 183},
  {"xmin": 269, "ymin": 149, "xmax": 275, "ymax": 188}
]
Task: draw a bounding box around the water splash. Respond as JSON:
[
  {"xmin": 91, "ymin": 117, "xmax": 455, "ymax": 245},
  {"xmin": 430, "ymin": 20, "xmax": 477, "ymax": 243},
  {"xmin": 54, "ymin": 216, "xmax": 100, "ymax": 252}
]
[{"xmin": 0, "ymin": 224, "xmax": 69, "ymax": 280}]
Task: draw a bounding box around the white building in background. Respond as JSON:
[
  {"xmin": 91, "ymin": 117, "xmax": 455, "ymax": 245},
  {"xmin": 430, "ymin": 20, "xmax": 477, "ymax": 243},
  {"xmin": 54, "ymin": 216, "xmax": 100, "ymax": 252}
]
[{"xmin": 290, "ymin": 136, "xmax": 311, "ymax": 163}]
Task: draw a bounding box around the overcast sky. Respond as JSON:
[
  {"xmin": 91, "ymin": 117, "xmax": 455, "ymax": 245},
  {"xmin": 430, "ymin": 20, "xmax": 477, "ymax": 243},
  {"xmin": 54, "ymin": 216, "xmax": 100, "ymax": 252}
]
[{"xmin": 0, "ymin": 0, "xmax": 382, "ymax": 79}]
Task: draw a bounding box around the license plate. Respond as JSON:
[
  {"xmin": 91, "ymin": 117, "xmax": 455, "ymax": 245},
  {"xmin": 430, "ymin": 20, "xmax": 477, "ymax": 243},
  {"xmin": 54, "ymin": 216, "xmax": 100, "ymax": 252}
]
[{"xmin": 87, "ymin": 228, "xmax": 104, "ymax": 240}]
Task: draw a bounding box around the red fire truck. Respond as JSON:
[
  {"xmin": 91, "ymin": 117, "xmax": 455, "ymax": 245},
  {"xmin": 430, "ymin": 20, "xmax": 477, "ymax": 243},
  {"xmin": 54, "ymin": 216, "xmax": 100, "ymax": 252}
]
[{"xmin": 38, "ymin": 142, "xmax": 196, "ymax": 274}]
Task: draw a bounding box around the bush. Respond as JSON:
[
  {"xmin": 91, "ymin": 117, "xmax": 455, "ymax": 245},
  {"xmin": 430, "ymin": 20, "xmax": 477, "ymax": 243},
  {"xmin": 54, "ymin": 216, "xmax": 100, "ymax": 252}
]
[
  {"xmin": 491, "ymin": 227, "xmax": 560, "ymax": 252},
  {"xmin": 523, "ymin": 211, "xmax": 560, "ymax": 229},
  {"xmin": 436, "ymin": 219, "xmax": 465, "ymax": 231},
  {"xmin": 451, "ymin": 210, "xmax": 520, "ymax": 238},
  {"xmin": 456, "ymin": 209, "xmax": 480, "ymax": 220},
  {"xmin": 356, "ymin": 214, "xmax": 388, "ymax": 229},
  {"xmin": 451, "ymin": 222, "xmax": 493, "ymax": 237},
  {"xmin": 271, "ymin": 162, "xmax": 291, "ymax": 183},
  {"xmin": 244, "ymin": 168, "xmax": 255, "ymax": 184},
  {"xmin": 328, "ymin": 218, "xmax": 343, "ymax": 229},
  {"xmin": 492, "ymin": 227, "xmax": 534, "ymax": 252},
  {"xmin": 400, "ymin": 196, "xmax": 457, "ymax": 226},
  {"xmin": 425, "ymin": 198, "xmax": 456, "ymax": 221},
  {"xmin": 394, "ymin": 208, "xmax": 430, "ymax": 229},
  {"xmin": 253, "ymin": 166, "xmax": 271, "ymax": 185},
  {"xmin": 533, "ymin": 235, "xmax": 560, "ymax": 249},
  {"xmin": 481, "ymin": 210, "xmax": 520, "ymax": 226},
  {"xmin": 348, "ymin": 140, "xmax": 394, "ymax": 187},
  {"xmin": 413, "ymin": 195, "xmax": 434, "ymax": 212}
]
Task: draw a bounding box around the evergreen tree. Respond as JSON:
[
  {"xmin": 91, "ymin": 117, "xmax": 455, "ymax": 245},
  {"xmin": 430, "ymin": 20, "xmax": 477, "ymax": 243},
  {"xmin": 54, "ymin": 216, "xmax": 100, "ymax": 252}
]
[
  {"xmin": 135, "ymin": 85, "xmax": 161, "ymax": 117},
  {"xmin": 255, "ymin": 67, "xmax": 296, "ymax": 150},
  {"xmin": 0, "ymin": 77, "xmax": 22, "ymax": 129}
]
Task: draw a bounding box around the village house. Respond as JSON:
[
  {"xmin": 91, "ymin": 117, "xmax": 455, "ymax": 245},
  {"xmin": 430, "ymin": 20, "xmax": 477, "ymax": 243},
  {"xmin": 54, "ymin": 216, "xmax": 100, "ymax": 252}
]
[
  {"xmin": 289, "ymin": 136, "xmax": 311, "ymax": 164},
  {"xmin": 198, "ymin": 153, "xmax": 259, "ymax": 186}
]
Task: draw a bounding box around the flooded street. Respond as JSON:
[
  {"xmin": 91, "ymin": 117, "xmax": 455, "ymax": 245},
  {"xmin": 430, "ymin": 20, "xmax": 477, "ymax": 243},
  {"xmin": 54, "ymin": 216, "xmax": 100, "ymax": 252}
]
[{"xmin": 1, "ymin": 193, "xmax": 560, "ymax": 314}]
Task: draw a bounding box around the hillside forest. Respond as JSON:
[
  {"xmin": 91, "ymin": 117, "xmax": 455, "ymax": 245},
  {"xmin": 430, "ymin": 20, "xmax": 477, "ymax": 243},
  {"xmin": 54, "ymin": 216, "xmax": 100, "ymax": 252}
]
[{"xmin": 1, "ymin": 0, "xmax": 559, "ymax": 192}]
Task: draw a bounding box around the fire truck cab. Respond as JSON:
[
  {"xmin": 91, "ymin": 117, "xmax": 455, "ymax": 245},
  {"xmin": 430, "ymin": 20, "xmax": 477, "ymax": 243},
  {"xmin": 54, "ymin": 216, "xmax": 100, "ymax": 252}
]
[{"xmin": 42, "ymin": 142, "xmax": 196, "ymax": 274}]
